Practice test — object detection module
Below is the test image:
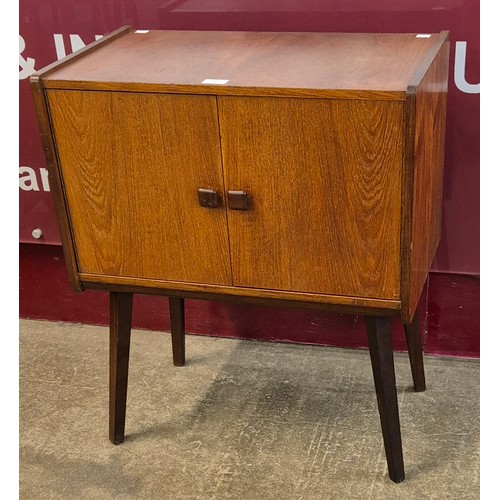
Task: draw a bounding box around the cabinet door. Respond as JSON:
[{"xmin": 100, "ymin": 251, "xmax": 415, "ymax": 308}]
[
  {"xmin": 47, "ymin": 90, "xmax": 231, "ymax": 285},
  {"xmin": 218, "ymin": 97, "xmax": 403, "ymax": 299}
]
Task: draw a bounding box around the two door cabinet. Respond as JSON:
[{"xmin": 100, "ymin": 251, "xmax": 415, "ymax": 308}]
[{"xmin": 31, "ymin": 27, "xmax": 449, "ymax": 483}]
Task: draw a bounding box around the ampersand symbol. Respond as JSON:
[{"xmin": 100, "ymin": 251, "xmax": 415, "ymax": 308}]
[{"xmin": 19, "ymin": 35, "xmax": 36, "ymax": 80}]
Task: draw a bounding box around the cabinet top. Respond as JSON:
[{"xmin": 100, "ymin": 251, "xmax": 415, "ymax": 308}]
[{"xmin": 37, "ymin": 28, "xmax": 449, "ymax": 100}]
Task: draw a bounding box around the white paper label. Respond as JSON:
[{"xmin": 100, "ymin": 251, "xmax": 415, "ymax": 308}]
[
  {"xmin": 135, "ymin": 30, "xmax": 150, "ymax": 34},
  {"xmin": 202, "ymin": 79, "xmax": 229, "ymax": 85},
  {"xmin": 416, "ymin": 34, "xmax": 432, "ymax": 38}
]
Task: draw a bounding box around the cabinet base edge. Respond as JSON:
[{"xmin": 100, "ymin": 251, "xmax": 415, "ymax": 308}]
[{"xmin": 79, "ymin": 273, "xmax": 401, "ymax": 317}]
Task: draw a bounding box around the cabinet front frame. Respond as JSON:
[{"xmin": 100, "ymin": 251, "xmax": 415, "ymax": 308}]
[{"xmin": 34, "ymin": 85, "xmax": 411, "ymax": 317}]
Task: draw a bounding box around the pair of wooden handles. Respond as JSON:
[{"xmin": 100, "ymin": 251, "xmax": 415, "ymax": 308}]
[{"xmin": 198, "ymin": 188, "xmax": 249, "ymax": 210}]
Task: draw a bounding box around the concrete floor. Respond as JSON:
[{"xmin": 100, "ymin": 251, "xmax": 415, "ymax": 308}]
[{"xmin": 20, "ymin": 319, "xmax": 479, "ymax": 499}]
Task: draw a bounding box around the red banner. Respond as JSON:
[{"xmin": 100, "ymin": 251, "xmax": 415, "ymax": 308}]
[{"xmin": 19, "ymin": 0, "xmax": 479, "ymax": 274}]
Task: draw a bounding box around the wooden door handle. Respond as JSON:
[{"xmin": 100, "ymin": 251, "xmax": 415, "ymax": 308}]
[
  {"xmin": 197, "ymin": 188, "xmax": 220, "ymax": 208},
  {"xmin": 227, "ymin": 191, "xmax": 250, "ymax": 210}
]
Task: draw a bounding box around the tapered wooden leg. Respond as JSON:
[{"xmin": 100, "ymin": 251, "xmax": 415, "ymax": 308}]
[
  {"xmin": 109, "ymin": 292, "xmax": 133, "ymax": 445},
  {"xmin": 365, "ymin": 316, "xmax": 405, "ymax": 483},
  {"xmin": 404, "ymin": 311, "xmax": 426, "ymax": 392},
  {"xmin": 169, "ymin": 297, "xmax": 185, "ymax": 366}
]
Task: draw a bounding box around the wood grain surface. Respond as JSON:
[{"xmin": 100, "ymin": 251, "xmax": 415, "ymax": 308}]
[
  {"xmin": 43, "ymin": 30, "xmax": 441, "ymax": 99},
  {"xmin": 400, "ymin": 89, "xmax": 417, "ymax": 323},
  {"xmin": 218, "ymin": 97, "xmax": 403, "ymax": 299},
  {"xmin": 29, "ymin": 26, "xmax": 133, "ymax": 292},
  {"xmin": 47, "ymin": 90, "xmax": 231, "ymax": 285},
  {"xmin": 403, "ymin": 36, "xmax": 449, "ymax": 321}
]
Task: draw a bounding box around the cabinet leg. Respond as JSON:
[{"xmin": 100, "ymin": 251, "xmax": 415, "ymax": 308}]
[
  {"xmin": 404, "ymin": 311, "xmax": 426, "ymax": 392},
  {"xmin": 169, "ymin": 297, "xmax": 185, "ymax": 366},
  {"xmin": 365, "ymin": 316, "xmax": 405, "ymax": 483},
  {"xmin": 109, "ymin": 292, "xmax": 133, "ymax": 445}
]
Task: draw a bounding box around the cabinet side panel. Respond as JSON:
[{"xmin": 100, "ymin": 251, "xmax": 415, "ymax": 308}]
[
  {"xmin": 219, "ymin": 97, "xmax": 403, "ymax": 300},
  {"xmin": 30, "ymin": 80, "xmax": 82, "ymax": 291},
  {"xmin": 405, "ymin": 40, "xmax": 450, "ymax": 321},
  {"xmin": 46, "ymin": 90, "xmax": 232, "ymax": 285}
]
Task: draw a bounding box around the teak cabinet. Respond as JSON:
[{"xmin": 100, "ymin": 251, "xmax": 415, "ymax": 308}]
[{"xmin": 31, "ymin": 27, "xmax": 449, "ymax": 483}]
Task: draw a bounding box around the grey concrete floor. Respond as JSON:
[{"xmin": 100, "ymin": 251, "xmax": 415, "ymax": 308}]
[{"xmin": 20, "ymin": 319, "xmax": 479, "ymax": 499}]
